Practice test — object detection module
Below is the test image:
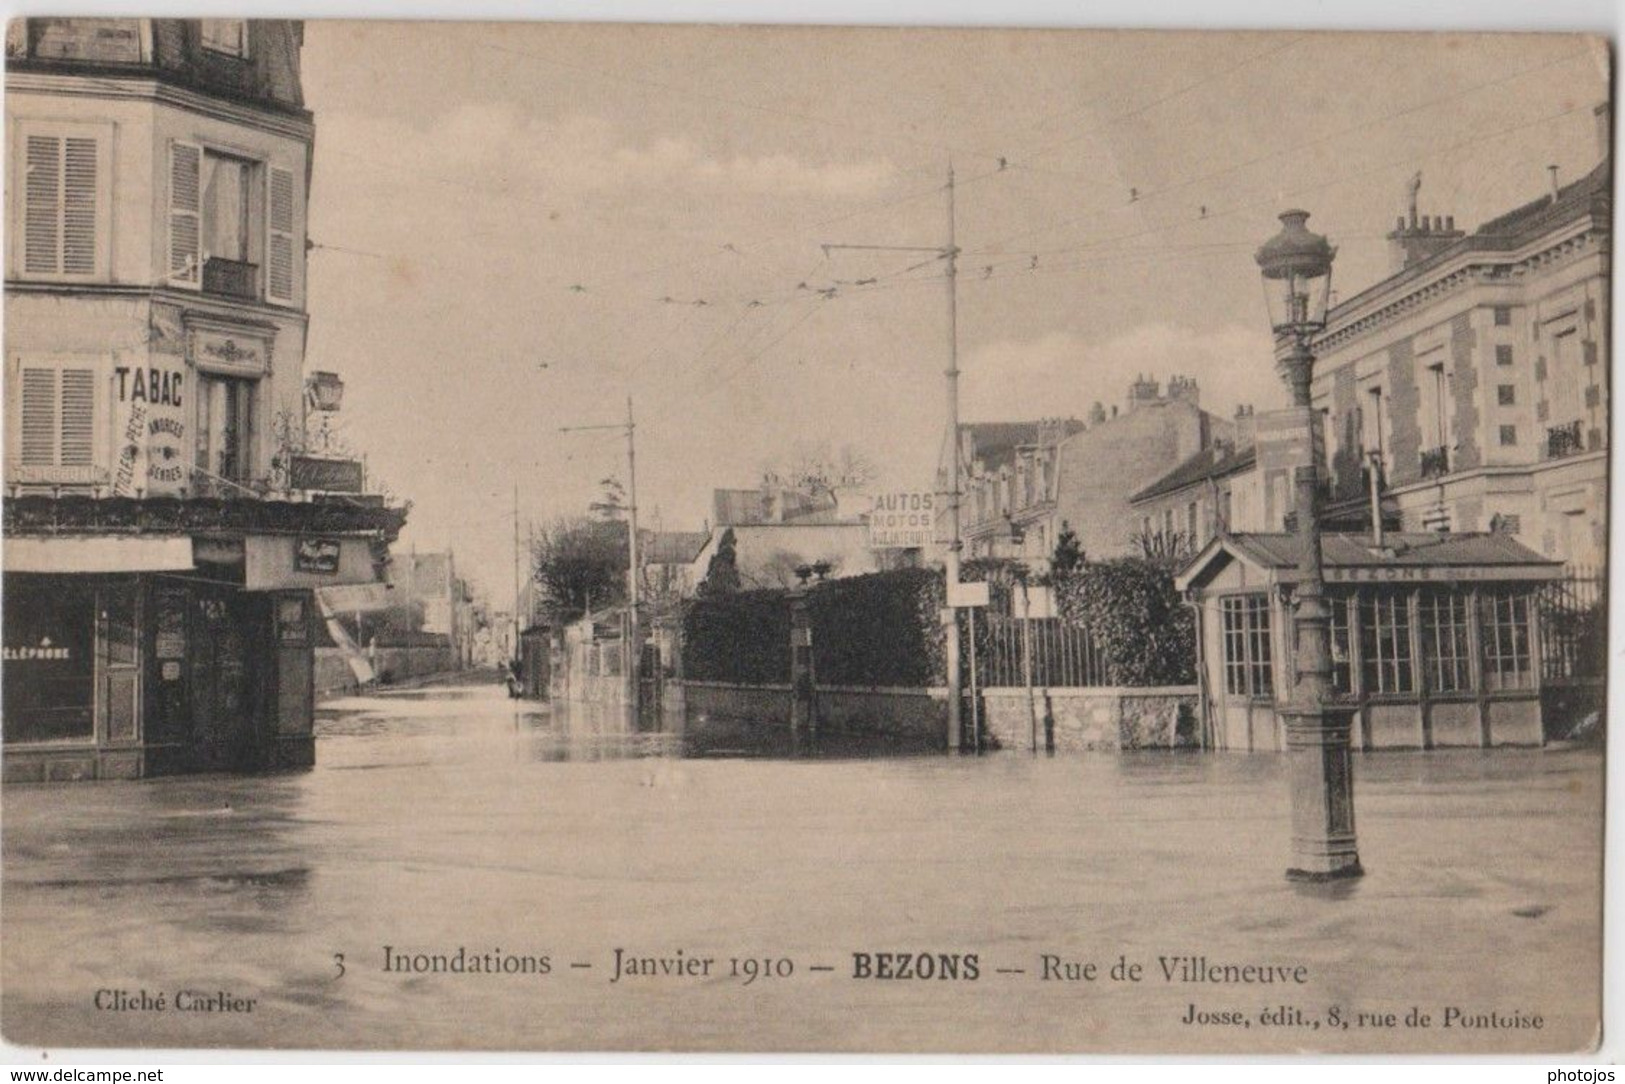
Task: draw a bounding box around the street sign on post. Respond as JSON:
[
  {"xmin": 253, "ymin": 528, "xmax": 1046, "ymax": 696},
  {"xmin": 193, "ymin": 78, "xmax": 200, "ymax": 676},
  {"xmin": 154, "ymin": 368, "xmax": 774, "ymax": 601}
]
[
  {"xmin": 868, "ymin": 491, "xmax": 936, "ymax": 548},
  {"xmin": 947, "ymin": 580, "xmax": 989, "ymax": 608}
]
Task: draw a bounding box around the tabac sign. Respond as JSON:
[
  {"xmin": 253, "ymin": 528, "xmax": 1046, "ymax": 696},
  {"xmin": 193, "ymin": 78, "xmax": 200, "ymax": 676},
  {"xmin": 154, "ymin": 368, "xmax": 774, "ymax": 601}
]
[
  {"xmin": 869, "ymin": 491, "xmax": 936, "ymax": 548},
  {"xmin": 111, "ymin": 362, "xmax": 187, "ymax": 497}
]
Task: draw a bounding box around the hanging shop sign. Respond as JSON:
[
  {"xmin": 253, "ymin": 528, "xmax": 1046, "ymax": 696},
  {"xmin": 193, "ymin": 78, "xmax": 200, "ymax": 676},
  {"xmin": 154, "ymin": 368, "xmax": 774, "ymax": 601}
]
[
  {"xmin": 111, "ymin": 361, "xmax": 188, "ymax": 497},
  {"xmin": 294, "ymin": 537, "xmax": 343, "ymax": 574},
  {"xmin": 245, "ymin": 535, "xmax": 378, "ymax": 589},
  {"xmin": 277, "ymin": 596, "xmax": 310, "ymax": 646},
  {"xmin": 154, "ymin": 587, "xmax": 188, "ymax": 660},
  {"xmin": 289, "ymin": 455, "xmax": 365, "ymax": 493}
]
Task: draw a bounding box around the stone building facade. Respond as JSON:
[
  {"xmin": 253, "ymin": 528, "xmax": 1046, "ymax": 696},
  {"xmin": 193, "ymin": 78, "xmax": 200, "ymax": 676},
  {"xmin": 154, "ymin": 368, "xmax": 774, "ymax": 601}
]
[
  {"xmin": 3, "ymin": 19, "xmax": 405, "ymax": 781},
  {"xmin": 1311, "ymin": 109, "xmax": 1610, "ymax": 569}
]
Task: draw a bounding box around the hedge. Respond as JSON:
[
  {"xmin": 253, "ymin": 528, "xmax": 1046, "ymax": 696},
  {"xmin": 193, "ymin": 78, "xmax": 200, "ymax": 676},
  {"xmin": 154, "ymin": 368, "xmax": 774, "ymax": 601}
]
[
  {"xmin": 681, "ymin": 588, "xmax": 792, "ymax": 684},
  {"xmin": 1052, "ymin": 558, "xmax": 1194, "ymax": 686},
  {"xmin": 807, "ymin": 568, "xmax": 946, "ymax": 687}
]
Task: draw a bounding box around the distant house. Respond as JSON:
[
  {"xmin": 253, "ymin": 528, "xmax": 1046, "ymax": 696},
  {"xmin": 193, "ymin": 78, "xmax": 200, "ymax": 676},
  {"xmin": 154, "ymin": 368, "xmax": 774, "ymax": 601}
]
[
  {"xmin": 642, "ymin": 530, "xmax": 710, "ymax": 602},
  {"xmin": 949, "ymin": 375, "xmax": 1234, "ymax": 566},
  {"xmin": 688, "ymin": 484, "xmax": 880, "ymax": 590}
]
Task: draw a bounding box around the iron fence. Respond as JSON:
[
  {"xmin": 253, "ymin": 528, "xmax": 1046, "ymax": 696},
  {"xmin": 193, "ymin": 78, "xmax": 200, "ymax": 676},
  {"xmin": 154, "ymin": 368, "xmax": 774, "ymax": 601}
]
[
  {"xmin": 965, "ymin": 587, "xmax": 1109, "ymax": 689},
  {"xmin": 1537, "ymin": 564, "xmax": 1606, "ymax": 682}
]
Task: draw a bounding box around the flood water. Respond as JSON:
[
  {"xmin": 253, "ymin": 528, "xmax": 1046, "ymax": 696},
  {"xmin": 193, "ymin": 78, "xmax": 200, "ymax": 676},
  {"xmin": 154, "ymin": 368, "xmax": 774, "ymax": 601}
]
[{"xmin": 2, "ymin": 676, "xmax": 1603, "ymax": 1054}]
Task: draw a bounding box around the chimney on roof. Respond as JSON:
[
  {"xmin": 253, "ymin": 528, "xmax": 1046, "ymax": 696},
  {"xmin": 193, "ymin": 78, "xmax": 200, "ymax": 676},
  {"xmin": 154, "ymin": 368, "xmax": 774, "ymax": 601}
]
[
  {"xmin": 1596, "ymin": 100, "xmax": 1612, "ymax": 163},
  {"xmin": 1127, "ymin": 373, "xmax": 1161, "ymax": 411},
  {"xmin": 1166, "ymin": 374, "xmax": 1200, "ymax": 406},
  {"xmin": 1233, "ymin": 403, "xmax": 1256, "ymax": 448},
  {"xmin": 1548, "ymin": 164, "xmax": 1561, "ymax": 204},
  {"xmin": 1088, "ymin": 400, "xmax": 1107, "ymax": 426},
  {"xmin": 1386, "ymin": 171, "xmax": 1464, "ymax": 272}
]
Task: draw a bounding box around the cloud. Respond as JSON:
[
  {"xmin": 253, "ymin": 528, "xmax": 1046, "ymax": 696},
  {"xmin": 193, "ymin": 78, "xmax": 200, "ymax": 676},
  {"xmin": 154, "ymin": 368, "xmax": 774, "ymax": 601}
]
[
  {"xmin": 961, "ymin": 323, "xmax": 1286, "ymax": 423},
  {"xmin": 323, "ymin": 103, "xmax": 899, "ymax": 201}
]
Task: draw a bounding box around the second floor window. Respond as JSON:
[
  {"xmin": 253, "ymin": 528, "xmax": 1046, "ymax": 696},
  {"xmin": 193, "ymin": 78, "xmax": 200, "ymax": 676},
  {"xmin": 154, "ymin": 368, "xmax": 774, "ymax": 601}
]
[
  {"xmin": 14, "ymin": 121, "xmax": 109, "ymax": 281},
  {"xmin": 204, "ymin": 152, "xmax": 250, "ymax": 263},
  {"xmin": 169, "ymin": 142, "xmax": 296, "ymax": 304},
  {"xmin": 201, "ymin": 19, "xmax": 247, "ymax": 57}
]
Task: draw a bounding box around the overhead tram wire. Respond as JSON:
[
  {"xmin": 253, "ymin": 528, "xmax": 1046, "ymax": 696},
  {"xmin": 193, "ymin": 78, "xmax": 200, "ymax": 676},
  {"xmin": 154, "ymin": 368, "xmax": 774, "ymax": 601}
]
[
  {"xmin": 998, "ymin": 33, "xmax": 1313, "ymax": 178},
  {"xmin": 309, "ymin": 41, "xmax": 1587, "ymax": 313},
  {"xmin": 980, "ymin": 44, "xmax": 1596, "ymax": 195},
  {"xmin": 577, "ymin": 47, "xmax": 1592, "ymax": 309},
  {"xmin": 958, "ymin": 99, "xmax": 1600, "ymax": 264}
]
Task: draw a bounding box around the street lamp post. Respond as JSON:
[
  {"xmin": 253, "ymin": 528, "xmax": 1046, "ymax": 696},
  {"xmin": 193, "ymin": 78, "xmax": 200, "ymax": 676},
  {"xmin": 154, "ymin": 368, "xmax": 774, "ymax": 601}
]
[{"xmin": 1255, "ymin": 209, "xmax": 1363, "ymax": 882}]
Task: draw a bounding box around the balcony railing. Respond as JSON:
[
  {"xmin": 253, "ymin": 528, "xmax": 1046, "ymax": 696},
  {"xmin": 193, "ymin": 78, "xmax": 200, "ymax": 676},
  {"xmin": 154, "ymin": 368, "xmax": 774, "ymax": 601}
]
[
  {"xmin": 1419, "ymin": 445, "xmax": 1449, "ymax": 479},
  {"xmin": 203, "ymin": 257, "xmax": 260, "ymax": 301},
  {"xmin": 1546, "ymin": 420, "xmax": 1584, "ymax": 461}
]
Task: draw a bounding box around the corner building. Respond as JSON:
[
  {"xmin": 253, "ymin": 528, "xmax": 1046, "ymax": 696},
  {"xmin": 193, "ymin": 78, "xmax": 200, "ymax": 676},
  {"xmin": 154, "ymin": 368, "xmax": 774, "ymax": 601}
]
[{"xmin": 3, "ymin": 19, "xmax": 405, "ymax": 781}]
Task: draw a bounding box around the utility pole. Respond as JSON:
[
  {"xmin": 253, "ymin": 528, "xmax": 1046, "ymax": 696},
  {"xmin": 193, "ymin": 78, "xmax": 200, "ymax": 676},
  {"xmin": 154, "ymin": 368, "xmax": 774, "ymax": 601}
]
[
  {"xmin": 560, "ymin": 397, "xmax": 642, "ymax": 717},
  {"xmin": 943, "ymin": 164, "xmax": 963, "ymax": 752},
  {"xmin": 820, "ymin": 164, "xmax": 964, "ymax": 750},
  {"xmin": 512, "ymin": 482, "xmax": 521, "ymax": 665}
]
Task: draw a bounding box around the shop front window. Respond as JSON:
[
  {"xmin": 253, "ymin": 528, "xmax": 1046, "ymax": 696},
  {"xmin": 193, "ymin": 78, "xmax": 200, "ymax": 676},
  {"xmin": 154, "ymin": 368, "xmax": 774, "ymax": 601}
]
[
  {"xmin": 1221, "ymin": 594, "xmax": 1272, "ymax": 698},
  {"xmin": 1329, "ymin": 595, "xmax": 1353, "ymax": 695},
  {"xmin": 1420, "ymin": 589, "xmax": 1472, "ymax": 693},
  {"xmin": 1481, "ymin": 590, "xmax": 1533, "ymax": 691},
  {"xmin": 2, "ymin": 580, "xmax": 96, "ymax": 743},
  {"xmin": 1359, "ymin": 593, "xmax": 1413, "ymax": 694}
]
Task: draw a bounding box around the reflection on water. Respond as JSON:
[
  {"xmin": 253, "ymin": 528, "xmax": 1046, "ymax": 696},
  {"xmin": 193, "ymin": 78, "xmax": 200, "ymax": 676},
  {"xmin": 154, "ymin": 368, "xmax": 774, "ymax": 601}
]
[
  {"xmin": 2, "ymin": 678, "xmax": 1604, "ymax": 1055},
  {"xmin": 317, "ymin": 684, "xmax": 944, "ymax": 762}
]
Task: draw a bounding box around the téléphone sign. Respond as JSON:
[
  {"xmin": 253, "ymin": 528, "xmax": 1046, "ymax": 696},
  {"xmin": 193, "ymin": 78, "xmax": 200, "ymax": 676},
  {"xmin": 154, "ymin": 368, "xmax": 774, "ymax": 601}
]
[{"xmin": 869, "ymin": 491, "xmax": 936, "ymax": 548}]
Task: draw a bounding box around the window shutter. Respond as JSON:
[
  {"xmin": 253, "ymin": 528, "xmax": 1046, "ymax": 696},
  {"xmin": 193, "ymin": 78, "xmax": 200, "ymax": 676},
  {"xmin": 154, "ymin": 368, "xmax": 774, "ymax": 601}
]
[
  {"xmin": 23, "ymin": 134, "xmax": 62, "ymax": 275},
  {"xmin": 59, "ymin": 368, "xmax": 96, "ymax": 466},
  {"xmin": 61, "ymin": 137, "xmax": 98, "ymax": 275},
  {"xmin": 266, "ymin": 165, "xmax": 296, "ymax": 304},
  {"xmin": 19, "ymin": 367, "xmax": 58, "ymax": 466},
  {"xmin": 168, "ymin": 140, "xmax": 202, "ymax": 287},
  {"xmin": 15, "ymin": 364, "xmax": 98, "ymax": 469}
]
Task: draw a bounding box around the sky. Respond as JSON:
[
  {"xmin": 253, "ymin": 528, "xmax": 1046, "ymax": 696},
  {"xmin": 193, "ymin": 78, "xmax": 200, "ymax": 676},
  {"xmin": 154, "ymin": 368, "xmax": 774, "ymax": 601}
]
[{"xmin": 296, "ymin": 23, "xmax": 1609, "ymax": 601}]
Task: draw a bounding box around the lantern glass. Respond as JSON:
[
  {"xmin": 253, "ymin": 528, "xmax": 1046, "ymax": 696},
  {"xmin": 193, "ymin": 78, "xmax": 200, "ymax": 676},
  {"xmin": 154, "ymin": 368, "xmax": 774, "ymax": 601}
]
[
  {"xmin": 307, "ymin": 371, "xmax": 345, "ymax": 412},
  {"xmin": 1255, "ymin": 210, "xmax": 1336, "ymax": 338}
]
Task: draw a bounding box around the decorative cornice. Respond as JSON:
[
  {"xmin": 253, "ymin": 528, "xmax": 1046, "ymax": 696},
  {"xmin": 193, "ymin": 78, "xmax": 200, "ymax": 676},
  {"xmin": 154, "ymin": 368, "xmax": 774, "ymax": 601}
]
[
  {"xmin": 3, "ymin": 281, "xmax": 308, "ymax": 324},
  {"xmin": 1317, "ymin": 218, "xmax": 1608, "ymax": 355},
  {"xmin": 6, "ymin": 69, "xmax": 314, "ymax": 144}
]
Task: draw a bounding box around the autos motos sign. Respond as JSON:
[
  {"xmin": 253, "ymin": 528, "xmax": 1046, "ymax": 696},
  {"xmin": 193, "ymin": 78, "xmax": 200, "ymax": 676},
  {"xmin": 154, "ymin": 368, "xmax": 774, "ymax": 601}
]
[{"xmin": 869, "ymin": 491, "xmax": 936, "ymax": 548}]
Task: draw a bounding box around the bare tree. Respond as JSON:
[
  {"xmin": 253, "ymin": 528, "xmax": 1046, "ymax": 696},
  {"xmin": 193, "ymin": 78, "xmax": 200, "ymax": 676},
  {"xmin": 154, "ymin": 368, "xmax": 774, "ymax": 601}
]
[{"xmin": 761, "ymin": 440, "xmax": 876, "ymax": 514}]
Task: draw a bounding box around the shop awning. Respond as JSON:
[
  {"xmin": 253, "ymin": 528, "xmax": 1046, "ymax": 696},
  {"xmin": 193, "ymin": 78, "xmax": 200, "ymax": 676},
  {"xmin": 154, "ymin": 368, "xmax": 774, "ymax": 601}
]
[
  {"xmin": 315, "ymin": 582, "xmax": 395, "ymax": 614},
  {"xmin": 4, "ymin": 536, "xmax": 194, "ymax": 574}
]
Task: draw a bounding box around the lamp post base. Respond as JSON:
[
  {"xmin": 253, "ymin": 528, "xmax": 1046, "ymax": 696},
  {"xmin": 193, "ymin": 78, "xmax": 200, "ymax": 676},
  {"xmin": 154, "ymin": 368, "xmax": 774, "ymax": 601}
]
[
  {"xmin": 1286, "ymin": 860, "xmax": 1365, "ymax": 883},
  {"xmin": 1281, "ymin": 705, "xmax": 1364, "ymax": 882}
]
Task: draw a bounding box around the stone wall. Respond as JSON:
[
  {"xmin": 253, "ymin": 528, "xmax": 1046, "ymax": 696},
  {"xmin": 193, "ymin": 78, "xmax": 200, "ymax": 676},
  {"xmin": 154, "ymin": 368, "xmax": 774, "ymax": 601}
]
[
  {"xmin": 979, "ymin": 686, "xmax": 1199, "ymax": 753},
  {"xmin": 813, "ymin": 685, "xmax": 946, "ymax": 741},
  {"xmin": 681, "ymin": 681, "xmax": 793, "ymax": 723},
  {"xmin": 679, "ymin": 681, "xmax": 948, "ymax": 743},
  {"xmin": 315, "ymin": 645, "xmax": 457, "ymax": 698}
]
